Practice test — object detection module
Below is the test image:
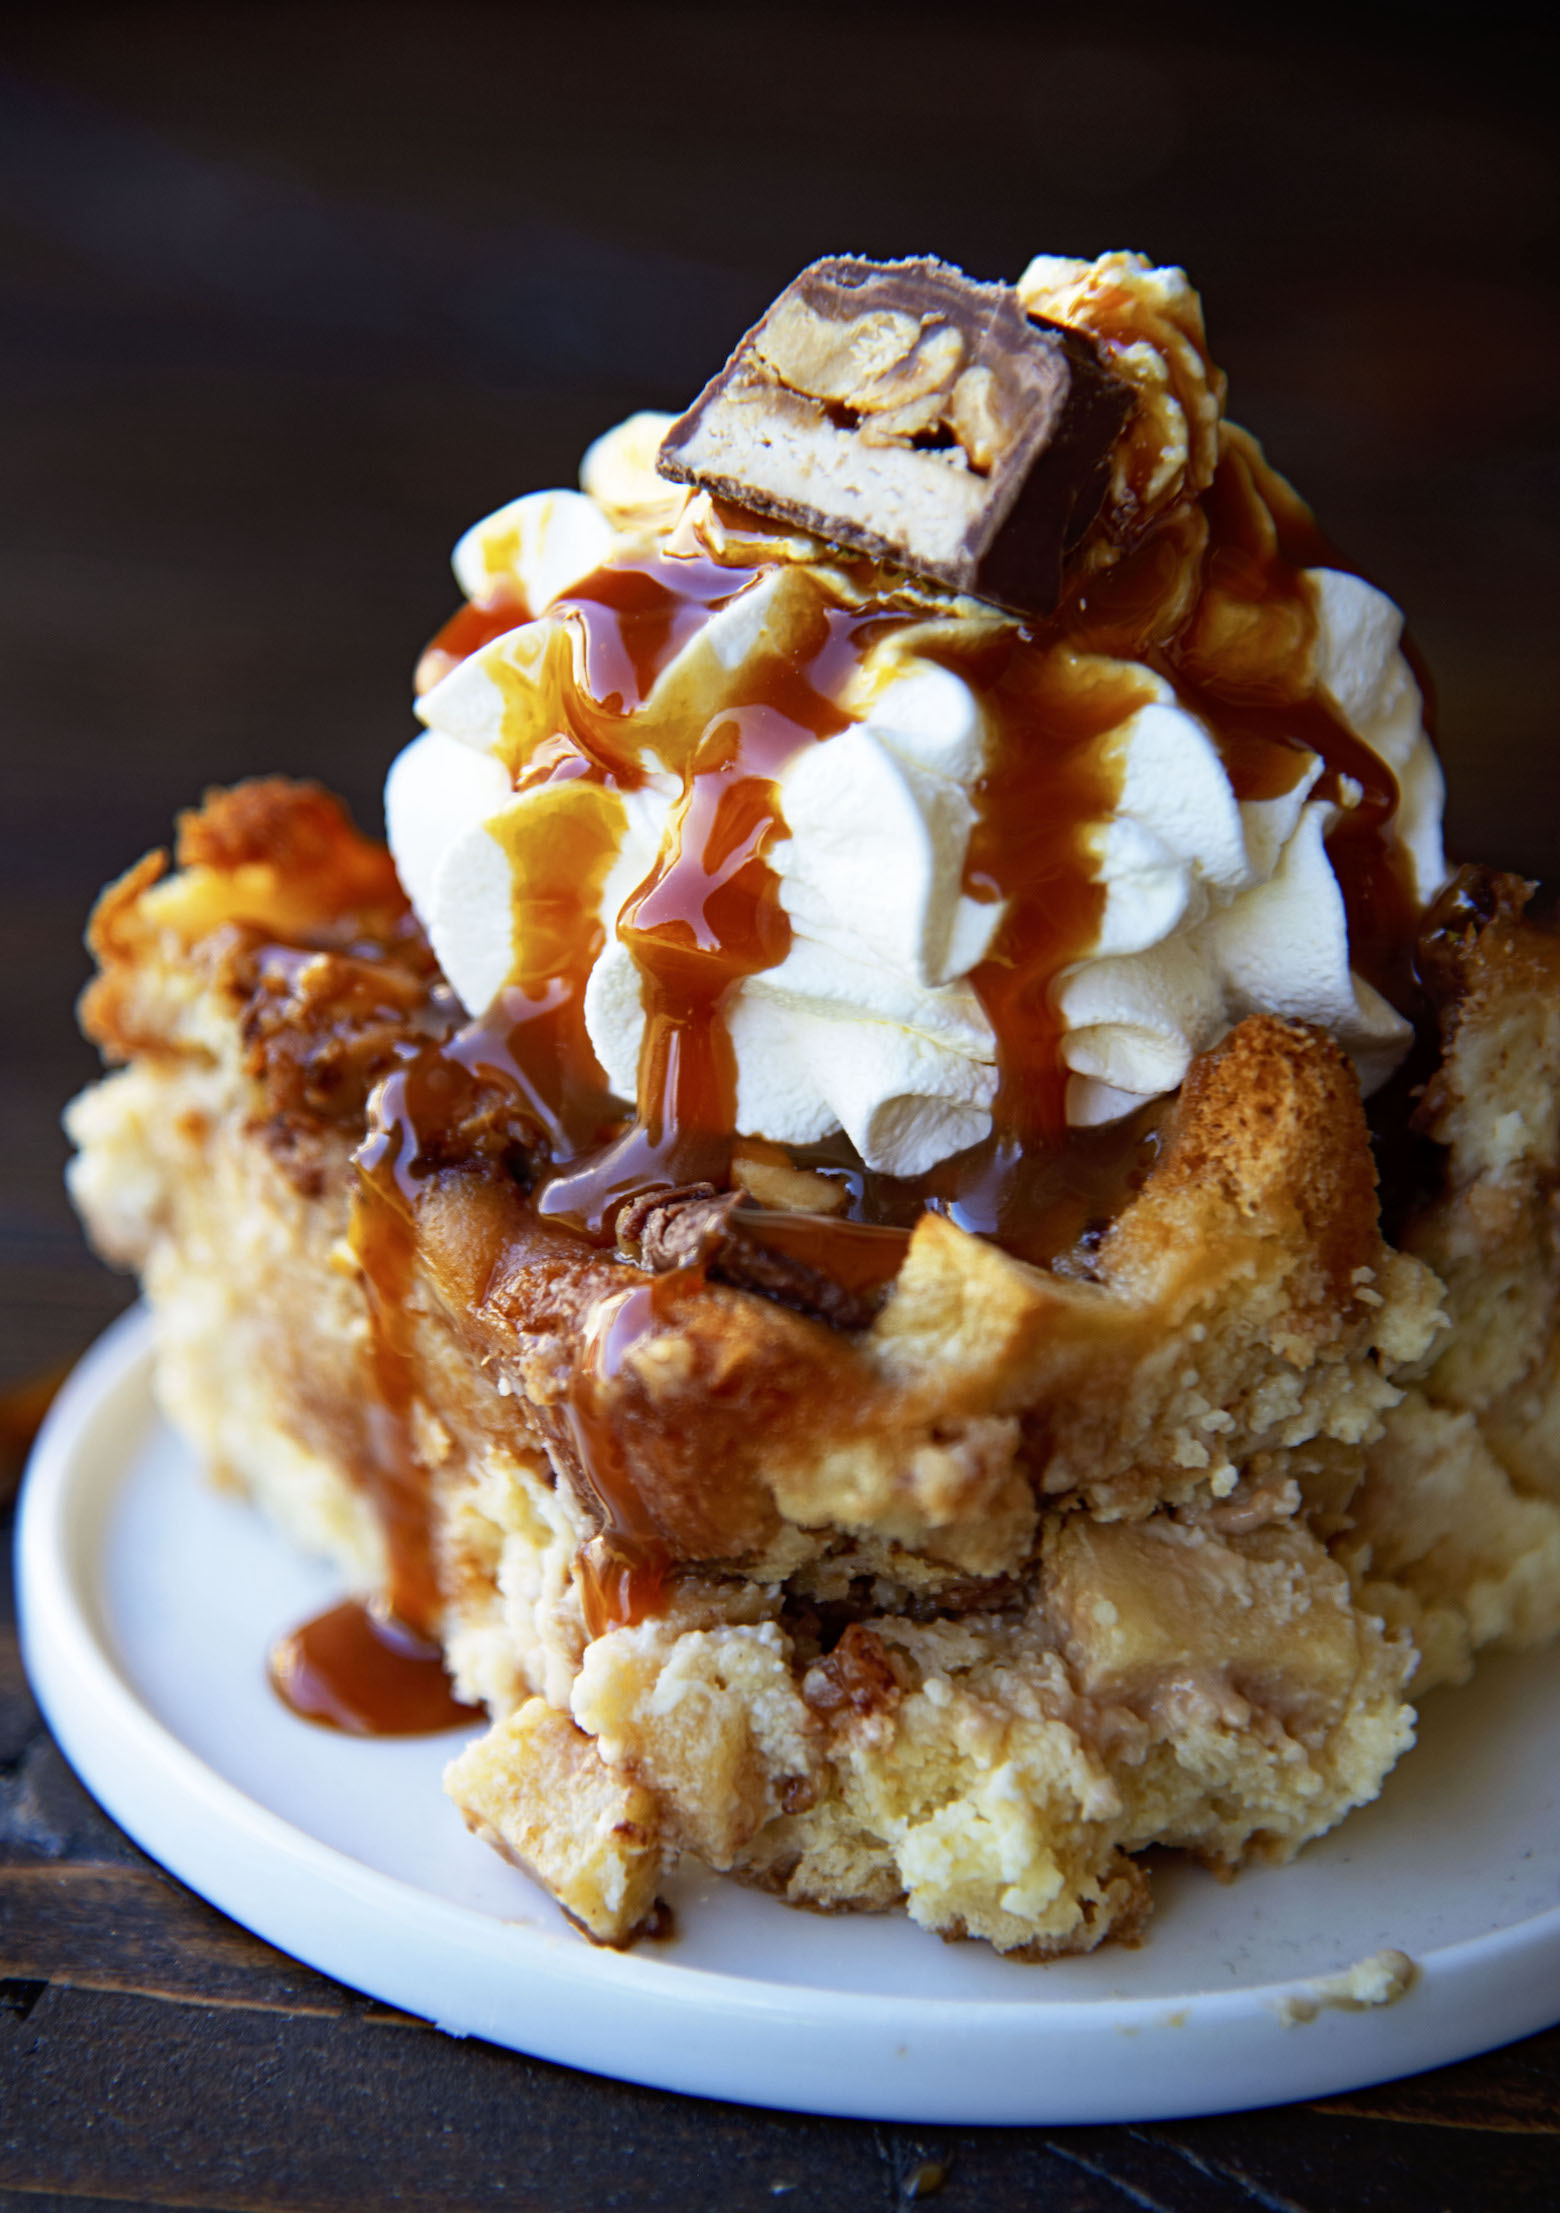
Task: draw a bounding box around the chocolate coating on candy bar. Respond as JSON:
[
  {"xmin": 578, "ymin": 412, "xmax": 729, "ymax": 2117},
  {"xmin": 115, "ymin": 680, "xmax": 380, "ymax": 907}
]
[
  {"xmin": 657, "ymin": 255, "xmax": 1135, "ymax": 617},
  {"xmin": 617, "ymin": 1184, "xmax": 892, "ymax": 1331}
]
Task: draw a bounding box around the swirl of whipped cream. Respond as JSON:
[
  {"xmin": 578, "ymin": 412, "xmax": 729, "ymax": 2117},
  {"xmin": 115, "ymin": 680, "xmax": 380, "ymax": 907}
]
[{"xmin": 387, "ymin": 254, "xmax": 1447, "ymax": 1180}]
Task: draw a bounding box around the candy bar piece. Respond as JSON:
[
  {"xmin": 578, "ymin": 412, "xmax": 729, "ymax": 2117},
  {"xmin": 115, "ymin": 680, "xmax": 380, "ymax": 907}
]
[
  {"xmin": 616, "ymin": 1184, "xmax": 894, "ymax": 1331},
  {"xmin": 657, "ymin": 255, "xmax": 1134, "ymax": 616}
]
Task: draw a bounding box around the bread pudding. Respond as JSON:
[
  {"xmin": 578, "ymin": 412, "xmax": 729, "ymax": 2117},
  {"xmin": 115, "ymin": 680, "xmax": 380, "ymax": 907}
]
[{"xmin": 66, "ymin": 251, "xmax": 1560, "ymax": 1957}]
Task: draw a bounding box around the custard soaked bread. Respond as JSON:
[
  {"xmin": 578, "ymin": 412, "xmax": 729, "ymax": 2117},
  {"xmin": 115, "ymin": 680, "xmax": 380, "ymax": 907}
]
[{"xmin": 67, "ymin": 250, "xmax": 1560, "ymax": 1953}]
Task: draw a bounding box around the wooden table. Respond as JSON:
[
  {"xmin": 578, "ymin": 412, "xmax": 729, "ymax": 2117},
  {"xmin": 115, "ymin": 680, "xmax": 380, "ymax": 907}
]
[{"xmin": 2, "ymin": 8, "xmax": 1557, "ymax": 2203}]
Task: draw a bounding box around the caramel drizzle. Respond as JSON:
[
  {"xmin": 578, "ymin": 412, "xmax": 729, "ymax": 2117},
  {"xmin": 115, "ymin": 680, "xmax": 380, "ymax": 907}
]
[
  {"xmin": 561, "ymin": 1275, "xmax": 685, "ymax": 1639},
  {"xmin": 341, "ymin": 421, "xmax": 1430, "ymax": 1639},
  {"xmin": 419, "ymin": 437, "xmax": 1421, "ymax": 1249},
  {"xmin": 343, "ymin": 544, "xmax": 858, "ymax": 1632},
  {"xmin": 1157, "ymin": 431, "xmax": 1422, "ymax": 1015},
  {"xmin": 443, "ymin": 540, "xmax": 872, "ymax": 1237},
  {"xmin": 345, "ymin": 1167, "xmax": 441, "ymax": 1637}
]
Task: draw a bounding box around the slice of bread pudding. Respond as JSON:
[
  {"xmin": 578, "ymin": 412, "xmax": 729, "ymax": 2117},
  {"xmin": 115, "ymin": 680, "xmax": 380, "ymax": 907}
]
[{"xmin": 67, "ymin": 782, "xmax": 1560, "ymax": 1953}]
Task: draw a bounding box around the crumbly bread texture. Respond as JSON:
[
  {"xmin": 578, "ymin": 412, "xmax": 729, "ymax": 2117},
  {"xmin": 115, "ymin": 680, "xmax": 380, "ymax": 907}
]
[{"xmin": 68, "ymin": 786, "xmax": 1560, "ymax": 1954}]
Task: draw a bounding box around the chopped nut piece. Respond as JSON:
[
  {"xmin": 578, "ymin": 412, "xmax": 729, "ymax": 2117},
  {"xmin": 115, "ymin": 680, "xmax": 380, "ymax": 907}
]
[{"xmin": 730, "ymin": 1141, "xmax": 847, "ymax": 1216}]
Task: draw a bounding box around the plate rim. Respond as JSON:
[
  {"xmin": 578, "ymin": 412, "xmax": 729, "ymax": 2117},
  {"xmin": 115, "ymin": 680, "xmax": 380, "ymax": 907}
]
[{"xmin": 16, "ymin": 1305, "xmax": 1560, "ymax": 2122}]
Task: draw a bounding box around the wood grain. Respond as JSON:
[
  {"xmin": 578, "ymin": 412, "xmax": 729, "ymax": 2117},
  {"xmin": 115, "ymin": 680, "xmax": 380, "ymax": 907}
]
[{"xmin": 2, "ymin": 4, "xmax": 1557, "ymax": 2205}]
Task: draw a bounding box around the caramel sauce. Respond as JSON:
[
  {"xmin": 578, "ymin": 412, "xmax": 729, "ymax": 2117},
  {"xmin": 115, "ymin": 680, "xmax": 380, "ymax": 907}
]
[
  {"xmin": 564, "ymin": 554, "xmax": 729, "ymax": 711},
  {"xmin": 562, "ymin": 1275, "xmax": 685, "ymax": 1636},
  {"xmin": 363, "ymin": 407, "xmax": 1436, "ymax": 1628},
  {"xmin": 923, "ymin": 1101, "xmax": 1169, "ymax": 1263},
  {"xmin": 960, "ymin": 638, "xmax": 1145, "ymax": 1154},
  {"xmin": 416, "ymin": 590, "xmax": 529, "ymax": 692},
  {"xmin": 1153, "ymin": 435, "xmax": 1422, "ymax": 1016},
  {"xmin": 346, "ymin": 1176, "xmax": 443, "ymax": 1636},
  {"xmin": 346, "ymin": 986, "xmax": 616, "ymax": 1631},
  {"xmin": 269, "ymin": 1598, "xmax": 479, "ymax": 1735},
  {"xmin": 526, "ymin": 557, "xmax": 863, "ymax": 1238}
]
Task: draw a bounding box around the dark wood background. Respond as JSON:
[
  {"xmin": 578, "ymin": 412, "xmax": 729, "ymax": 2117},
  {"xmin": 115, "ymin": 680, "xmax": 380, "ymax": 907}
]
[{"xmin": 2, "ymin": 5, "xmax": 1557, "ymax": 2204}]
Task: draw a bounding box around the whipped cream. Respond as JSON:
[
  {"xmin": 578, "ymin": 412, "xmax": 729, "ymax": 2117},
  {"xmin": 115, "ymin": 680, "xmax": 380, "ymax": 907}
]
[
  {"xmin": 387, "ymin": 254, "xmax": 1447, "ymax": 1180},
  {"xmin": 1060, "ymin": 568, "xmax": 1444, "ymax": 1125}
]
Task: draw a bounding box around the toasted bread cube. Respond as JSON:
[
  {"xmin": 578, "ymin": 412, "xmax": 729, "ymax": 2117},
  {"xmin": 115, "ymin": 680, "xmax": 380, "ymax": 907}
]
[{"xmin": 445, "ymin": 1699, "xmax": 662, "ymax": 1944}]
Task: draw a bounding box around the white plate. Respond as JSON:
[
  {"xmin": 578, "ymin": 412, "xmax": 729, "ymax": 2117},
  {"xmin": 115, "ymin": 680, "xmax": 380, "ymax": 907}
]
[{"xmin": 16, "ymin": 1307, "xmax": 1560, "ymax": 2123}]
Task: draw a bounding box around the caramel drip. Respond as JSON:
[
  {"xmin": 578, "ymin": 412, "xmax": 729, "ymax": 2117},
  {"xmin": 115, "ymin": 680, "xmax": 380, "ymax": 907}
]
[
  {"xmin": 1154, "ymin": 435, "xmax": 1422, "ymax": 1016},
  {"xmin": 269, "ymin": 1598, "xmax": 480, "ymax": 1735},
  {"xmin": 919, "ymin": 1100, "xmax": 1169, "ymax": 1264},
  {"xmin": 538, "ymin": 725, "xmax": 798, "ymax": 1233},
  {"xmin": 561, "ymin": 1275, "xmax": 685, "ymax": 1636},
  {"xmin": 441, "ymin": 984, "xmax": 607, "ymax": 1161},
  {"xmin": 530, "ymin": 558, "xmax": 862, "ymax": 1239},
  {"xmin": 345, "ymin": 1173, "xmax": 442, "ymax": 1637},
  {"xmin": 346, "ymin": 977, "xmax": 615, "ymax": 1631},
  {"xmin": 563, "ymin": 553, "xmax": 732, "ymax": 712},
  {"xmin": 416, "ymin": 589, "xmax": 528, "ymax": 693},
  {"xmin": 419, "ymin": 544, "xmax": 871, "ymax": 1237},
  {"xmin": 934, "ymin": 429, "xmax": 1422, "ymax": 1213},
  {"xmin": 964, "ymin": 640, "xmax": 1144, "ymax": 1153}
]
